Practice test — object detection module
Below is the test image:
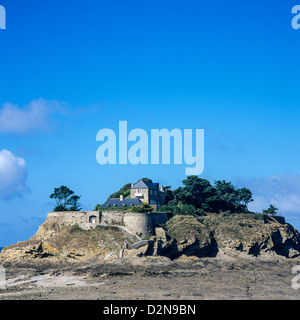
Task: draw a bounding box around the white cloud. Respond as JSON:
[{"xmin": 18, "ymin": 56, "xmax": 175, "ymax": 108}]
[
  {"xmin": 0, "ymin": 98, "xmax": 66, "ymax": 134},
  {"xmin": 0, "ymin": 150, "xmax": 29, "ymax": 200},
  {"xmin": 238, "ymin": 175, "xmax": 300, "ymax": 215}
]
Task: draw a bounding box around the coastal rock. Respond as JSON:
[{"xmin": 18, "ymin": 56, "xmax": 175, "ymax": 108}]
[
  {"xmin": 0, "ymin": 224, "xmax": 135, "ymax": 265},
  {"xmin": 1, "ymin": 213, "xmax": 300, "ymax": 266}
]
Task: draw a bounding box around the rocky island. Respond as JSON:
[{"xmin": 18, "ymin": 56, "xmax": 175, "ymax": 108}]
[
  {"xmin": 1, "ymin": 210, "xmax": 300, "ymax": 299},
  {"xmin": 1, "ymin": 177, "xmax": 300, "ymax": 300}
]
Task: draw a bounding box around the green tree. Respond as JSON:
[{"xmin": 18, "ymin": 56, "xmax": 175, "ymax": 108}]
[
  {"xmin": 212, "ymin": 180, "xmax": 253, "ymax": 212},
  {"xmin": 172, "ymin": 176, "xmax": 215, "ymax": 211},
  {"xmin": 263, "ymin": 204, "xmax": 278, "ymax": 216},
  {"xmin": 160, "ymin": 203, "xmax": 196, "ymax": 215},
  {"xmin": 130, "ymin": 202, "xmax": 153, "ymax": 213},
  {"xmin": 94, "ymin": 204, "xmax": 101, "ymax": 211},
  {"xmin": 68, "ymin": 195, "xmax": 82, "ymax": 211},
  {"xmin": 164, "ymin": 185, "xmax": 174, "ymax": 204},
  {"xmin": 49, "ymin": 185, "xmax": 81, "ymax": 212},
  {"xmin": 214, "ymin": 180, "xmax": 237, "ymax": 202},
  {"xmin": 109, "ymin": 183, "xmax": 132, "ymax": 198},
  {"xmin": 237, "ymin": 187, "xmax": 253, "ymax": 211},
  {"xmin": 140, "ymin": 178, "xmax": 153, "ymax": 183}
]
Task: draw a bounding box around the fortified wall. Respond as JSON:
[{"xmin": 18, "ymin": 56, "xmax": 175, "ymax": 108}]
[{"xmin": 46, "ymin": 210, "xmax": 167, "ymax": 238}]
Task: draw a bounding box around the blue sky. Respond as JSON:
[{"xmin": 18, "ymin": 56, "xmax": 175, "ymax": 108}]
[{"xmin": 0, "ymin": 0, "xmax": 300, "ymax": 246}]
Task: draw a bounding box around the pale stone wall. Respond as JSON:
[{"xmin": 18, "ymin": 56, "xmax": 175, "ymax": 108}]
[
  {"xmin": 100, "ymin": 211, "xmax": 124, "ymax": 225},
  {"xmin": 45, "ymin": 211, "xmax": 167, "ymax": 239},
  {"xmin": 47, "ymin": 211, "xmax": 100, "ymax": 226},
  {"xmin": 124, "ymin": 213, "xmax": 153, "ymax": 238},
  {"xmin": 142, "ymin": 189, "xmax": 149, "ymax": 202},
  {"xmin": 123, "ymin": 212, "xmax": 167, "ymax": 237}
]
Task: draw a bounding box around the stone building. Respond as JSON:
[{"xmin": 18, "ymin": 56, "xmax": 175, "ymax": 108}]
[
  {"xmin": 101, "ymin": 179, "xmax": 166, "ymax": 208},
  {"xmin": 130, "ymin": 179, "xmax": 165, "ymax": 206}
]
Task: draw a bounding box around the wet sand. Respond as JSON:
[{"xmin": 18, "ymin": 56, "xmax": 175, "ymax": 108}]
[{"xmin": 1, "ymin": 254, "xmax": 300, "ymax": 300}]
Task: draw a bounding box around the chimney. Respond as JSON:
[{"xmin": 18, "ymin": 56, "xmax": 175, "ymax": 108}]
[{"xmin": 120, "ymin": 195, "xmax": 124, "ymax": 201}]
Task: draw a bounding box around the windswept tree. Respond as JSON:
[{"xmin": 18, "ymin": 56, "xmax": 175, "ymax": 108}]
[
  {"xmin": 212, "ymin": 180, "xmax": 253, "ymax": 212},
  {"xmin": 213, "ymin": 180, "xmax": 238, "ymax": 211},
  {"xmin": 172, "ymin": 176, "xmax": 215, "ymax": 211},
  {"xmin": 109, "ymin": 183, "xmax": 132, "ymax": 199},
  {"xmin": 164, "ymin": 185, "xmax": 174, "ymax": 204},
  {"xmin": 50, "ymin": 185, "xmax": 82, "ymax": 212},
  {"xmin": 263, "ymin": 204, "xmax": 278, "ymax": 216},
  {"xmin": 214, "ymin": 180, "xmax": 237, "ymax": 200},
  {"xmin": 68, "ymin": 195, "xmax": 82, "ymax": 211},
  {"xmin": 237, "ymin": 187, "xmax": 253, "ymax": 211},
  {"xmin": 166, "ymin": 177, "xmax": 254, "ymax": 214}
]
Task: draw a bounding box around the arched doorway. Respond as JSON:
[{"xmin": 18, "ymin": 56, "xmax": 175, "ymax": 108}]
[{"xmin": 89, "ymin": 215, "xmax": 97, "ymax": 224}]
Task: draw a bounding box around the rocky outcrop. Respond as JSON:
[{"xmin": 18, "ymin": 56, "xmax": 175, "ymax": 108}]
[
  {"xmin": 160, "ymin": 214, "xmax": 300, "ymax": 259},
  {"xmin": 1, "ymin": 213, "xmax": 300, "ymax": 265},
  {"xmin": 123, "ymin": 214, "xmax": 300, "ymax": 260},
  {"xmin": 0, "ymin": 224, "xmax": 137, "ymax": 265}
]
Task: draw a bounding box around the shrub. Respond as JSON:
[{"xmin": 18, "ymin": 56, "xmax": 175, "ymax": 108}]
[
  {"xmin": 159, "ymin": 204, "xmax": 196, "ymax": 215},
  {"xmin": 69, "ymin": 224, "xmax": 82, "ymax": 233},
  {"xmin": 220, "ymin": 210, "xmax": 232, "ymax": 217},
  {"xmin": 252, "ymin": 213, "xmax": 265, "ymax": 221},
  {"xmin": 130, "ymin": 202, "xmax": 153, "ymax": 213},
  {"xmin": 262, "ymin": 204, "xmax": 278, "ymax": 216},
  {"xmin": 94, "ymin": 204, "xmax": 101, "ymax": 211}
]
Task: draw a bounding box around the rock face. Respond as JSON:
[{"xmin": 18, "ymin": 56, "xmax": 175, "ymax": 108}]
[
  {"xmin": 0, "ymin": 224, "xmax": 138, "ymax": 265},
  {"xmin": 159, "ymin": 214, "xmax": 300, "ymax": 259},
  {"xmin": 1, "ymin": 213, "xmax": 300, "ymax": 265}
]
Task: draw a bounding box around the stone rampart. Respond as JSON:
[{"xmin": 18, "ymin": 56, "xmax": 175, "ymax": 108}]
[
  {"xmin": 123, "ymin": 213, "xmax": 153, "ymax": 238},
  {"xmin": 45, "ymin": 210, "xmax": 167, "ymax": 239}
]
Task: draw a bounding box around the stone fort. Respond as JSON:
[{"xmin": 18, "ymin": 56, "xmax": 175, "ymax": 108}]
[
  {"xmin": 45, "ymin": 210, "xmax": 167, "ymax": 239},
  {"xmin": 44, "ymin": 179, "xmax": 168, "ymax": 242}
]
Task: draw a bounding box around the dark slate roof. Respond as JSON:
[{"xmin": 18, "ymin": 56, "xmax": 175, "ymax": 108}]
[
  {"xmin": 131, "ymin": 179, "xmax": 158, "ymax": 189},
  {"xmin": 101, "ymin": 198, "xmax": 142, "ymax": 208}
]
